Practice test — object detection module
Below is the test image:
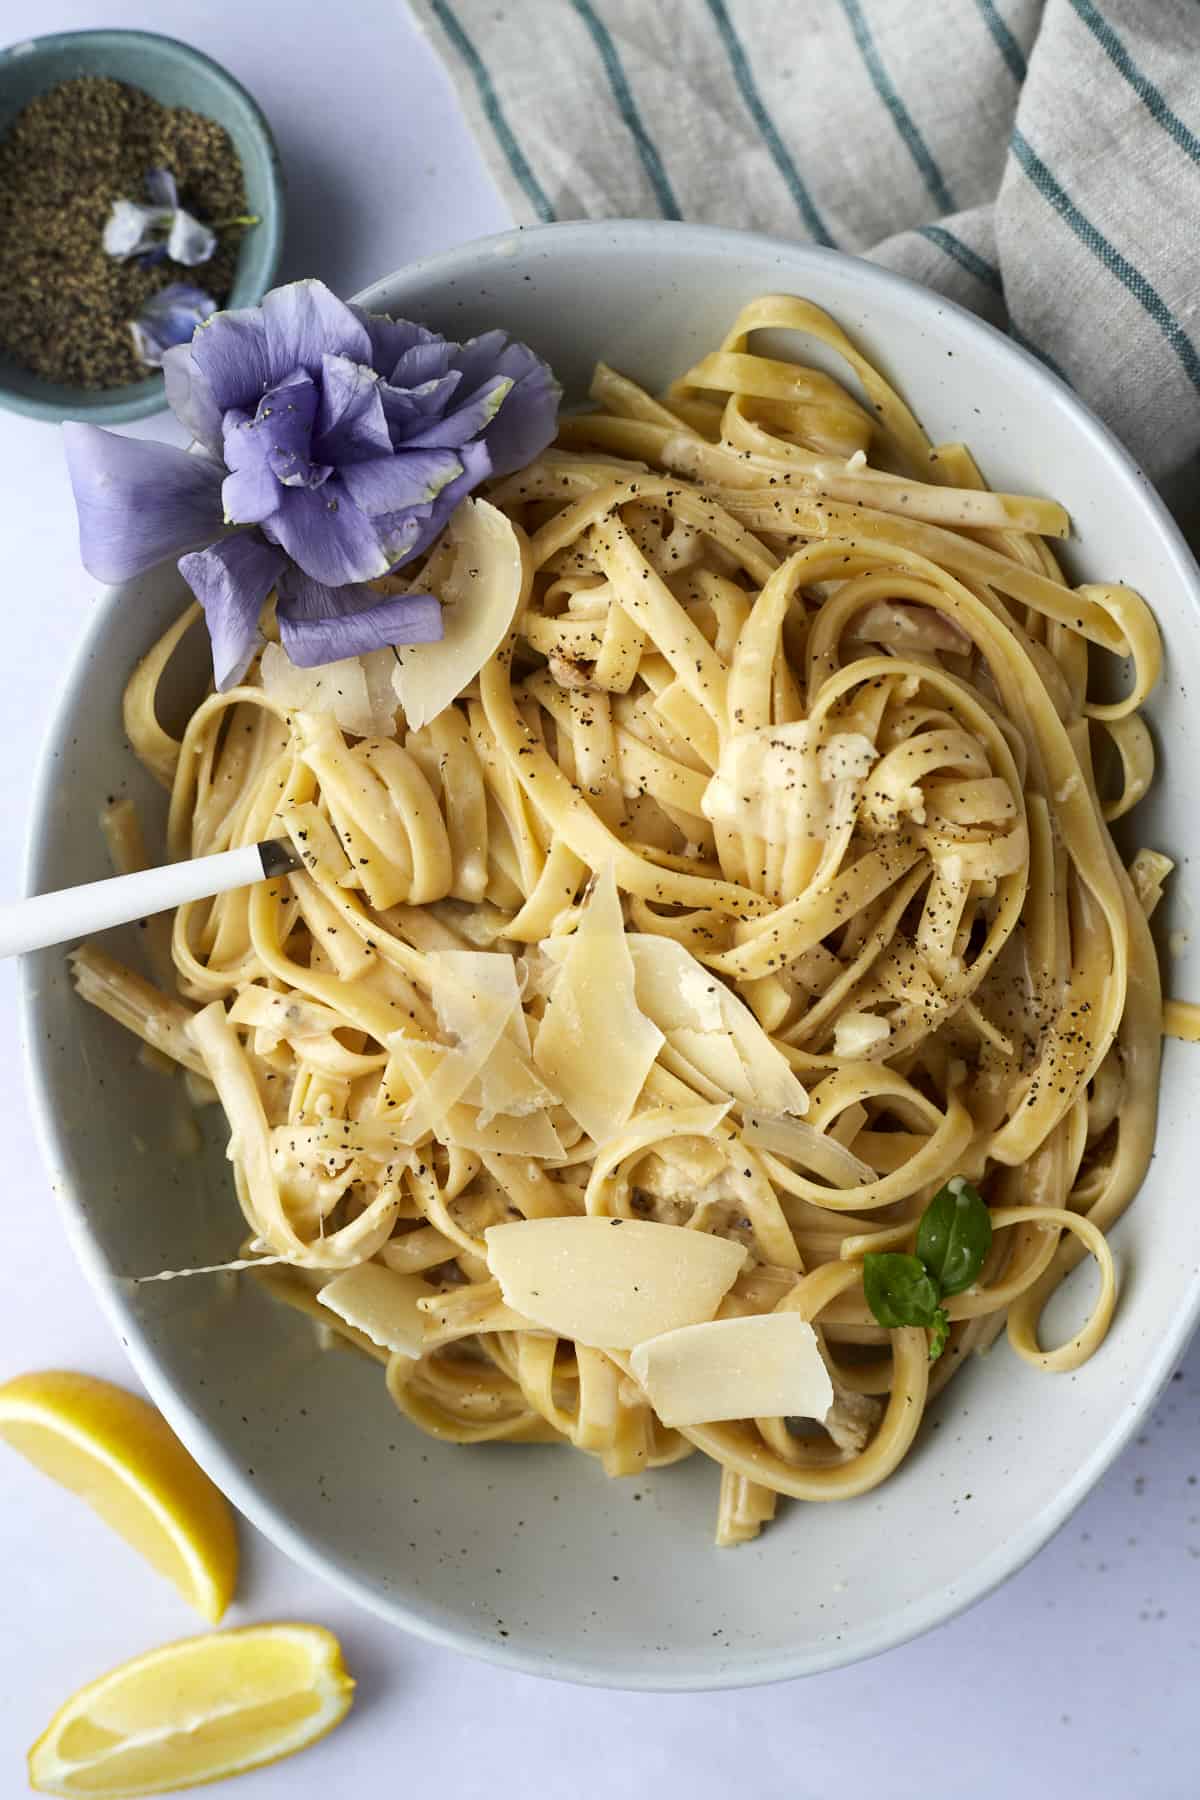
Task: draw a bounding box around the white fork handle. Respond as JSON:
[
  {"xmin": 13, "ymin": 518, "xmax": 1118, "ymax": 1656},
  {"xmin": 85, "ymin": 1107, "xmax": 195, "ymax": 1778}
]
[{"xmin": 0, "ymin": 843, "xmax": 283, "ymax": 960}]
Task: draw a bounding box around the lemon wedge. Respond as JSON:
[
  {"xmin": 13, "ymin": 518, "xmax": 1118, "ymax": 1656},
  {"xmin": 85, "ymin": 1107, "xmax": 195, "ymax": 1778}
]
[
  {"xmin": 0, "ymin": 1370, "xmax": 237, "ymax": 1623},
  {"xmin": 28, "ymin": 1622, "xmax": 354, "ymax": 1797}
]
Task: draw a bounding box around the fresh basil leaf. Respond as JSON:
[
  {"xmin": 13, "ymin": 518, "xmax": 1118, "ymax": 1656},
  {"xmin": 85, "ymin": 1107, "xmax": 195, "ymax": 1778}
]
[
  {"xmin": 862, "ymin": 1253, "xmax": 943, "ymax": 1329},
  {"xmin": 916, "ymin": 1178, "xmax": 992, "ymax": 1298},
  {"xmin": 927, "ymin": 1307, "xmax": 950, "ymax": 1361}
]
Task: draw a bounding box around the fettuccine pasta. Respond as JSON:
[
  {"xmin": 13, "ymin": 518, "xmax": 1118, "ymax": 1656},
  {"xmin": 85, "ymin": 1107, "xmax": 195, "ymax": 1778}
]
[{"xmin": 74, "ymin": 296, "xmax": 1173, "ymax": 1545}]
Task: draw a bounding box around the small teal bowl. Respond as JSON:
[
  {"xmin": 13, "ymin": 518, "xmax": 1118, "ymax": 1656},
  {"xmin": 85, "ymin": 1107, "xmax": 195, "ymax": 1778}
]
[{"xmin": 0, "ymin": 29, "xmax": 284, "ymax": 425}]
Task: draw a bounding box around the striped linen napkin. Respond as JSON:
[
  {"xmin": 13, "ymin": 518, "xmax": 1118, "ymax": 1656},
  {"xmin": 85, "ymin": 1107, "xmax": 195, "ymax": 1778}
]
[{"xmin": 410, "ymin": 0, "xmax": 1200, "ymax": 500}]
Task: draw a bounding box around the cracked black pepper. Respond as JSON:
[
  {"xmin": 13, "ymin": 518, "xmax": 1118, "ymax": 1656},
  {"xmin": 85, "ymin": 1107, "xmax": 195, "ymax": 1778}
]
[{"xmin": 0, "ymin": 75, "xmax": 247, "ymax": 389}]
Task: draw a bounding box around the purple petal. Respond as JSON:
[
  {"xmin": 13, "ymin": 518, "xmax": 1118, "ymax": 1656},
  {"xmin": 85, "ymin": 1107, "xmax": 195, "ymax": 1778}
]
[
  {"xmin": 312, "ymin": 353, "xmax": 391, "ymax": 464},
  {"xmin": 261, "ymin": 479, "xmax": 391, "ymax": 586},
  {"xmin": 189, "ymin": 284, "xmax": 373, "ymax": 421},
  {"xmin": 373, "ymin": 439, "xmax": 491, "ymax": 573},
  {"xmin": 103, "ymin": 198, "xmax": 167, "ymax": 259},
  {"xmin": 448, "ymin": 330, "xmax": 509, "ymax": 393},
  {"xmin": 166, "ymin": 207, "xmax": 217, "ymax": 267},
  {"xmin": 166, "ymin": 284, "xmax": 407, "ymax": 456},
  {"xmin": 63, "ymin": 425, "xmax": 224, "ymax": 584},
  {"xmin": 388, "ymin": 340, "xmax": 454, "ymax": 389},
  {"xmin": 373, "ymin": 506, "xmax": 434, "ymax": 569},
  {"xmin": 277, "ymin": 572, "xmax": 443, "ymax": 667},
  {"xmin": 129, "ymin": 283, "xmax": 218, "ymax": 369},
  {"xmin": 338, "ymin": 446, "xmax": 462, "ymax": 519},
  {"xmin": 402, "ymin": 439, "xmax": 492, "ymax": 562},
  {"xmin": 145, "ymin": 168, "xmax": 178, "ymax": 208},
  {"xmin": 221, "ymin": 372, "xmax": 320, "ymax": 522},
  {"xmin": 261, "ymin": 280, "xmax": 372, "ymax": 380},
  {"xmin": 273, "ymin": 455, "xmax": 332, "ymax": 491},
  {"xmin": 402, "ymin": 374, "xmax": 512, "ymax": 450},
  {"xmin": 380, "ymin": 371, "xmax": 462, "ymax": 444},
  {"xmin": 162, "ymin": 344, "xmax": 223, "ymax": 455},
  {"xmin": 186, "ymin": 304, "xmax": 277, "ymax": 415},
  {"xmin": 349, "ymin": 308, "xmax": 437, "ymax": 378},
  {"xmin": 220, "ymin": 410, "xmax": 276, "ymax": 523},
  {"xmin": 264, "ymin": 376, "xmax": 327, "ymax": 488},
  {"xmin": 481, "ymin": 343, "xmax": 561, "ymax": 477},
  {"xmin": 441, "ymin": 333, "xmax": 560, "ymax": 476},
  {"xmin": 178, "ymin": 535, "xmax": 286, "ymax": 690}
]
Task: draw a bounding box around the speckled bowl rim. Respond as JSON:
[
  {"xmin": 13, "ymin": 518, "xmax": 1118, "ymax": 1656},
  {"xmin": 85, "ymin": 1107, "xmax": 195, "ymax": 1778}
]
[
  {"xmin": 0, "ymin": 27, "xmax": 284, "ymax": 424},
  {"xmin": 19, "ymin": 221, "xmax": 1200, "ymax": 1689}
]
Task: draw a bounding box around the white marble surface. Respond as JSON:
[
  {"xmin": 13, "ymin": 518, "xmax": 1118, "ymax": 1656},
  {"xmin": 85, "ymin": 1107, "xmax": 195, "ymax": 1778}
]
[{"xmin": 0, "ymin": 3, "xmax": 1198, "ymax": 1794}]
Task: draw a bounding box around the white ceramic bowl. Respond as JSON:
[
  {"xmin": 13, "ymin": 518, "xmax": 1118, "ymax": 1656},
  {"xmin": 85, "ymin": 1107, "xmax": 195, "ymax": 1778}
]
[{"xmin": 22, "ymin": 222, "xmax": 1200, "ymax": 1689}]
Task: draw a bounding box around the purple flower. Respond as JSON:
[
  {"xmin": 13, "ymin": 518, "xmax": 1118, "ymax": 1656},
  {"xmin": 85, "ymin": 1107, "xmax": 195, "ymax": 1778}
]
[
  {"xmin": 103, "ymin": 169, "xmax": 218, "ymax": 268},
  {"xmin": 130, "ymin": 284, "xmax": 219, "ymax": 369},
  {"xmin": 63, "ymin": 279, "xmax": 560, "ymax": 687}
]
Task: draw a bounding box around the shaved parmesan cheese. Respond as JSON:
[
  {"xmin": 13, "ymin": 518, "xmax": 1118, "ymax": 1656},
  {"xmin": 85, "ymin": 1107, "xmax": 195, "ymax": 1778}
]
[
  {"xmin": 665, "ymin": 1026, "xmax": 750, "ymax": 1099},
  {"xmin": 702, "ymin": 722, "xmax": 877, "ymax": 843},
  {"xmin": 470, "ymin": 1041, "xmax": 558, "ymax": 1122},
  {"xmin": 316, "ymin": 1263, "xmax": 434, "ymax": 1358},
  {"xmin": 741, "ymin": 1112, "xmax": 874, "ymax": 1188},
  {"xmin": 484, "ymin": 1217, "xmax": 746, "ymax": 1349},
  {"xmin": 832, "ymin": 1010, "xmax": 892, "ymax": 1059},
  {"xmin": 428, "ymin": 947, "xmax": 521, "ymax": 1041},
  {"xmin": 627, "ymin": 935, "xmax": 725, "ymax": 1033},
  {"xmin": 392, "ymin": 499, "xmax": 524, "ymax": 732},
  {"xmin": 393, "ymin": 959, "xmax": 516, "ymax": 1141},
  {"xmin": 391, "ymin": 951, "xmax": 565, "ymax": 1153},
  {"xmin": 437, "ymin": 1101, "xmax": 566, "ymax": 1160},
  {"xmin": 629, "ymin": 1313, "xmax": 834, "ymax": 1427},
  {"xmin": 818, "ymin": 732, "xmax": 878, "ymax": 784},
  {"xmin": 428, "ymin": 950, "xmax": 558, "ymax": 1124},
  {"xmin": 360, "ymin": 646, "xmax": 403, "ymax": 732},
  {"xmin": 848, "ymin": 601, "xmax": 971, "ymax": 656},
  {"xmin": 533, "ymin": 866, "xmax": 664, "ymax": 1146},
  {"xmin": 675, "ymin": 959, "xmax": 726, "ymax": 1031},
  {"xmin": 702, "ymin": 722, "xmax": 824, "ymax": 842},
  {"xmin": 260, "ymin": 642, "xmax": 392, "ymax": 739},
  {"xmin": 627, "ymin": 935, "xmax": 808, "ymax": 1117}
]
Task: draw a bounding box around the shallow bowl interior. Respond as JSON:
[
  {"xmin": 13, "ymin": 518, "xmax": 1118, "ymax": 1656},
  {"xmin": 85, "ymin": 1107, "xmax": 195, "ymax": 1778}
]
[
  {"xmin": 21, "ymin": 222, "xmax": 1200, "ymax": 1688},
  {"xmin": 0, "ymin": 28, "xmax": 284, "ymax": 425}
]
